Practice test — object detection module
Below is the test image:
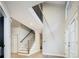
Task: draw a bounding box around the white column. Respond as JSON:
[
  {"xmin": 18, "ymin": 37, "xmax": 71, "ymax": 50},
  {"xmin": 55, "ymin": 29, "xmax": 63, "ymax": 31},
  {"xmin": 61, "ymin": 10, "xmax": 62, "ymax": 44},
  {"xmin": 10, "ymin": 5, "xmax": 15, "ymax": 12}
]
[{"xmin": 4, "ymin": 17, "xmax": 11, "ymax": 58}]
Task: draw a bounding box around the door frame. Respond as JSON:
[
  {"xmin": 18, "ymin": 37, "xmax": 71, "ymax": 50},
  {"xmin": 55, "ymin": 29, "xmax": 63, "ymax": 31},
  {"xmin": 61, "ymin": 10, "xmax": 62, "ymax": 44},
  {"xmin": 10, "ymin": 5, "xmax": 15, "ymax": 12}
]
[
  {"xmin": 65, "ymin": 11, "xmax": 78, "ymax": 57},
  {"xmin": 0, "ymin": 12, "xmax": 4, "ymax": 58},
  {"xmin": 0, "ymin": 2, "xmax": 12, "ymax": 58}
]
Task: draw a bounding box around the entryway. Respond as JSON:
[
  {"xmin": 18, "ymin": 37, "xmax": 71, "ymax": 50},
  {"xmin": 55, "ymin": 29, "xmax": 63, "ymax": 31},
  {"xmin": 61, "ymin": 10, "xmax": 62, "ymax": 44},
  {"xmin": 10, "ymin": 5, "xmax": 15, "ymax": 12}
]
[{"xmin": 0, "ymin": 7, "xmax": 4, "ymax": 58}]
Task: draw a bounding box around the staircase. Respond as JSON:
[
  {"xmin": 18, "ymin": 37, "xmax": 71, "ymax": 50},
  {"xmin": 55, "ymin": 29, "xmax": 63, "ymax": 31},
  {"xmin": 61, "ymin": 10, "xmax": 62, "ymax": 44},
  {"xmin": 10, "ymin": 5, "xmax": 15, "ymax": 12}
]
[
  {"xmin": 17, "ymin": 4, "xmax": 43, "ymax": 56},
  {"xmin": 17, "ymin": 28, "xmax": 35, "ymax": 56},
  {"xmin": 18, "ymin": 3, "xmax": 52, "ymax": 56}
]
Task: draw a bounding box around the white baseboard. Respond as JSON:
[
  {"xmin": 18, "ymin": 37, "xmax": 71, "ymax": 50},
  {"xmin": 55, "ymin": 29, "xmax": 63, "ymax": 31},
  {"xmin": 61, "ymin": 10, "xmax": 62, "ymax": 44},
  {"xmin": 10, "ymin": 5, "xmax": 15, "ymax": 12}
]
[{"xmin": 43, "ymin": 52, "xmax": 65, "ymax": 57}]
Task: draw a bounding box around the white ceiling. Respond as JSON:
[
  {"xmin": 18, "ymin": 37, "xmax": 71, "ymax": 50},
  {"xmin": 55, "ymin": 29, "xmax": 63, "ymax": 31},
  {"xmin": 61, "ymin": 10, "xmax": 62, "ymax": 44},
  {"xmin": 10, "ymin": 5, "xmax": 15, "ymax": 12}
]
[
  {"xmin": 45, "ymin": 1, "xmax": 66, "ymax": 6},
  {"xmin": 5, "ymin": 1, "xmax": 43, "ymax": 7},
  {"xmin": 46, "ymin": 1, "xmax": 65, "ymax": 5}
]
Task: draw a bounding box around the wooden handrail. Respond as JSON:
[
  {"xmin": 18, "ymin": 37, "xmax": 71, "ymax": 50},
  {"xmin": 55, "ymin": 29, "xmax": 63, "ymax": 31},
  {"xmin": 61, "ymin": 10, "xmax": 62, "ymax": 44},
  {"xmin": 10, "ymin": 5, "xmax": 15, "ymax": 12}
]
[{"xmin": 20, "ymin": 30, "xmax": 33, "ymax": 43}]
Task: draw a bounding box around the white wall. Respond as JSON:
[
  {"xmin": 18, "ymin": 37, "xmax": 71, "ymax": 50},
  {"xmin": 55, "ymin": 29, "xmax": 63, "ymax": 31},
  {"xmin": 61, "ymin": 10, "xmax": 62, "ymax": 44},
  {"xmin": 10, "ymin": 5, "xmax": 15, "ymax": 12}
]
[
  {"xmin": 30, "ymin": 31, "xmax": 40, "ymax": 55},
  {"xmin": 43, "ymin": 3, "xmax": 65, "ymax": 56}
]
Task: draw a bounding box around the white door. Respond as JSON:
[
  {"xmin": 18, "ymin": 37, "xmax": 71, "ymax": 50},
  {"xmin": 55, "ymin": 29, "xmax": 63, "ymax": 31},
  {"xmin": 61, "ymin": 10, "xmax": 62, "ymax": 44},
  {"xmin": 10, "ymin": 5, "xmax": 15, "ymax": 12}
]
[
  {"xmin": 68, "ymin": 19, "xmax": 78, "ymax": 57},
  {"xmin": 65, "ymin": 26, "xmax": 70, "ymax": 57}
]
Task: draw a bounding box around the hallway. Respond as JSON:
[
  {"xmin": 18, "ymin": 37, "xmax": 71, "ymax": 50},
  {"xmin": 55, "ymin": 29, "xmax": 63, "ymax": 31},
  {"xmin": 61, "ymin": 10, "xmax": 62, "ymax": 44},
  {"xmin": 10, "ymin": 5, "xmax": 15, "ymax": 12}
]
[{"xmin": 0, "ymin": 1, "xmax": 79, "ymax": 58}]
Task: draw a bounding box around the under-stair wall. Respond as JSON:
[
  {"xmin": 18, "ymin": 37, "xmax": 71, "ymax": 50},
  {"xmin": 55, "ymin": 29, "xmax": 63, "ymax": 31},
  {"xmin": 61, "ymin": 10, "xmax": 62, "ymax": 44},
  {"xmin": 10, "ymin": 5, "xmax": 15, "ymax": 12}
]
[{"xmin": 29, "ymin": 31, "xmax": 40, "ymax": 55}]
